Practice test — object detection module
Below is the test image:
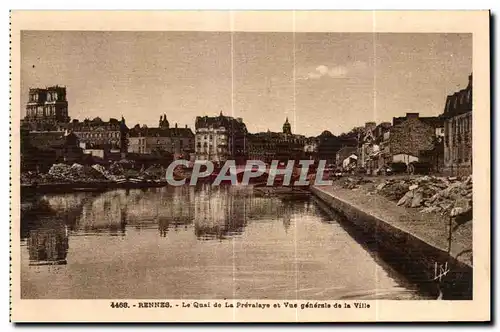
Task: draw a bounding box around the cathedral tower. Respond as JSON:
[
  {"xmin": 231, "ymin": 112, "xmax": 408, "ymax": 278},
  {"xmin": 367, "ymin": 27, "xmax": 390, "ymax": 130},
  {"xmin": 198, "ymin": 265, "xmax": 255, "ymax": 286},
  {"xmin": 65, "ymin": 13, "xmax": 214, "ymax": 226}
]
[{"xmin": 282, "ymin": 117, "xmax": 292, "ymax": 135}]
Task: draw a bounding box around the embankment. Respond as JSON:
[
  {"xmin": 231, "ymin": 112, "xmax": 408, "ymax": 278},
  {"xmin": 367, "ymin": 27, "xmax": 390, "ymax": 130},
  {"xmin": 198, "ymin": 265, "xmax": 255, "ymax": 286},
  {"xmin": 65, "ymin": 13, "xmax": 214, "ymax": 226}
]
[{"xmin": 311, "ymin": 185, "xmax": 473, "ymax": 300}]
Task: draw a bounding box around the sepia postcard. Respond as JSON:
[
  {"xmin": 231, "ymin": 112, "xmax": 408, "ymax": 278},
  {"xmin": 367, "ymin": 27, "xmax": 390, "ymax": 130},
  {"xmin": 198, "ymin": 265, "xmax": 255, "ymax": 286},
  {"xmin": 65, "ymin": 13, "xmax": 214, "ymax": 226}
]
[{"xmin": 9, "ymin": 10, "xmax": 490, "ymax": 323}]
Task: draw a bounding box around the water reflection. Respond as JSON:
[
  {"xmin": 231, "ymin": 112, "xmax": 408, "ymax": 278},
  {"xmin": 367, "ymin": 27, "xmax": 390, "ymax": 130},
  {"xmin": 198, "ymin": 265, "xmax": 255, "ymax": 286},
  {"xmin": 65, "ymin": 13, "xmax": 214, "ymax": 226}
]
[
  {"xmin": 20, "ymin": 185, "xmax": 313, "ymax": 268},
  {"xmin": 21, "ymin": 184, "xmax": 427, "ymax": 300},
  {"xmin": 21, "ymin": 185, "xmax": 306, "ymax": 244},
  {"xmin": 27, "ymin": 226, "xmax": 69, "ymax": 266}
]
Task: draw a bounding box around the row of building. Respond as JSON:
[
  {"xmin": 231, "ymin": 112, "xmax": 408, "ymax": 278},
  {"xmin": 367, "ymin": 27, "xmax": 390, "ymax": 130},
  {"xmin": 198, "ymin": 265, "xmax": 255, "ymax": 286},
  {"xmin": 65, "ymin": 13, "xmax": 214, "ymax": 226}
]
[
  {"xmin": 335, "ymin": 74, "xmax": 473, "ymax": 176},
  {"xmin": 20, "ymin": 74, "xmax": 472, "ymax": 175},
  {"xmin": 20, "ymin": 86, "xmax": 345, "ymax": 170}
]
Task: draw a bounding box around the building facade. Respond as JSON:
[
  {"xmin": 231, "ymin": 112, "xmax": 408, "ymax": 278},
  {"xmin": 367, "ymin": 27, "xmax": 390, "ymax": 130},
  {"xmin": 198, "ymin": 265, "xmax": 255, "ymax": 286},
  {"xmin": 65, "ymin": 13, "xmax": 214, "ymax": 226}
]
[
  {"xmin": 128, "ymin": 126, "xmax": 171, "ymax": 155},
  {"xmin": 247, "ymin": 118, "xmax": 305, "ymax": 164},
  {"xmin": 393, "ymin": 113, "xmax": 445, "ymax": 140},
  {"xmin": 362, "ymin": 114, "xmax": 444, "ymax": 174},
  {"xmin": 304, "ymin": 137, "xmax": 319, "ymax": 161},
  {"xmin": 22, "ymin": 86, "xmax": 69, "ymax": 131},
  {"xmin": 194, "ymin": 112, "xmax": 248, "ymax": 165},
  {"xmin": 336, "ymin": 146, "xmax": 358, "ymax": 168},
  {"xmin": 365, "ymin": 122, "xmax": 392, "ymax": 173},
  {"xmin": 169, "ymin": 124, "xmax": 195, "ymax": 160},
  {"xmin": 21, "ymin": 129, "xmax": 83, "ymax": 171},
  {"xmin": 247, "ymin": 132, "xmax": 276, "ymax": 163},
  {"xmin": 68, "ymin": 117, "xmax": 129, "ymax": 158},
  {"xmin": 388, "ymin": 114, "xmax": 436, "ymax": 163},
  {"xmin": 442, "ymin": 74, "xmax": 473, "ymax": 176},
  {"xmin": 128, "ymin": 116, "xmax": 195, "ymax": 160},
  {"xmin": 357, "ymin": 122, "xmax": 377, "ymax": 169},
  {"xmin": 342, "ymin": 154, "xmax": 358, "ymax": 170}
]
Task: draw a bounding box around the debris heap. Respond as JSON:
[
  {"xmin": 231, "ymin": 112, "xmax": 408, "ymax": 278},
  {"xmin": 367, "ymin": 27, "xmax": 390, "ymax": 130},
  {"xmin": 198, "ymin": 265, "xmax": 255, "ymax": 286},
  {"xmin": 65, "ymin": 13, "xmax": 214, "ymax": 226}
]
[
  {"xmin": 340, "ymin": 177, "xmax": 374, "ymax": 190},
  {"xmin": 47, "ymin": 163, "xmax": 108, "ymax": 183},
  {"xmin": 376, "ymin": 175, "xmax": 472, "ymax": 217},
  {"xmin": 142, "ymin": 165, "xmax": 166, "ymax": 180}
]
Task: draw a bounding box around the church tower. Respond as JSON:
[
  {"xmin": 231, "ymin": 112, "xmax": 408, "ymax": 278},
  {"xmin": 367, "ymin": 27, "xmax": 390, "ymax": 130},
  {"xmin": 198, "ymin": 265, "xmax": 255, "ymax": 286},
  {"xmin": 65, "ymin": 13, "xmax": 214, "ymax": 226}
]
[
  {"xmin": 159, "ymin": 114, "xmax": 169, "ymax": 129},
  {"xmin": 282, "ymin": 117, "xmax": 292, "ymax": 135},
  {"xmin": 24, "ymin": 86, "xmax": 69, "ymax": 130}
]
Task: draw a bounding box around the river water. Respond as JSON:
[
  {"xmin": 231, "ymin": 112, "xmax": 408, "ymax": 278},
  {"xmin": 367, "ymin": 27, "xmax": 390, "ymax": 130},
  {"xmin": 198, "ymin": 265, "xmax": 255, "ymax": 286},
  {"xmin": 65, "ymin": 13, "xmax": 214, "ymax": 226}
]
[{"xmin": 20, "ymin": 184, "xmax": 428, "ymax": 300}]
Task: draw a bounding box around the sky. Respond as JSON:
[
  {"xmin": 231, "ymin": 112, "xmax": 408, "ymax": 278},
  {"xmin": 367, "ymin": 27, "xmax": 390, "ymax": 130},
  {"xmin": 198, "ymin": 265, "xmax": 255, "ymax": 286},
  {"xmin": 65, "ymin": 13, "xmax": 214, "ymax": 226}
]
[{"xmin": 21, "ymin": 31, "xmax": 472, "ymax": 137}]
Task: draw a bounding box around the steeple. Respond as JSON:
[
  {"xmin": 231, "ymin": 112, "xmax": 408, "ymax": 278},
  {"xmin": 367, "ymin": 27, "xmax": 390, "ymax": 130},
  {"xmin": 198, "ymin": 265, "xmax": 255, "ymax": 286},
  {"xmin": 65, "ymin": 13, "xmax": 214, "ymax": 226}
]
[
  {"xmin": 159, "ymin": 114, "xmax": 169, "ymax": 129},
  {"xmin": 282, "ymin": 117, "xmax": 292, "ymax": 135}
]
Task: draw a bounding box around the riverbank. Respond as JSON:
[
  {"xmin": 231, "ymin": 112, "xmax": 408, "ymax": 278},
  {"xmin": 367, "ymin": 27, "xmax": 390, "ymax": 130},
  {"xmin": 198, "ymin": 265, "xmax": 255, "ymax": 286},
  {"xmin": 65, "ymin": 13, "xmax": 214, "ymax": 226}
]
[{"xmin": 310, "ymin": 180, "xmax": 472, "ymax": 300}]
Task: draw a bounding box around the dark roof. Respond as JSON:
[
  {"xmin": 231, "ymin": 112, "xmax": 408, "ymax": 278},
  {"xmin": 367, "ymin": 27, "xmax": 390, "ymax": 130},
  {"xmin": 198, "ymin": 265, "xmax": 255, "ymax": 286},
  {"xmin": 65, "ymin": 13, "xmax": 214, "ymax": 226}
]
[
  {"xmin": 305, "ymin": 136, "xmax": 319, "ymax": 143},
  {"xmin": 393, "ymin": 115, "xmax": 444, "ymax": 129},
  {"xmin": 442, "ymin": 74, "xmax": 472, "ymax": 118},
  {"xmin": 29, "ymin": 131, "xmax": 79, "ymax": 149},
  {"xmin": 129, "ymin": 126, "xmax": 194, "ymax": 138},
  {"xmin": 377, "ymin": 122, "xmax": 392, "ymax": 129},
  {"xmin": 420, "ymin": 117, "xmax": 444, "ymax": 128},
  {"xmin": 69, "ymin": 118, "xmax": 128, "ymax": 131},
  {"xmin": 195, "ymin": 114, "xmax": 247, "ymax": 133},
  {"xmin": 29, "ymin": 86, "xmax": 66, "ymax": 92},
  {"xmin": 319, "ymin": 130, "xmax": 333, "ymax": 137},
  {"xmin": 248, "ymin": 131, "xmax": 305, "ymax": 143},
  {"xmin": 169, "ymin": 127, "xmax": 194, "ymax": 137}
]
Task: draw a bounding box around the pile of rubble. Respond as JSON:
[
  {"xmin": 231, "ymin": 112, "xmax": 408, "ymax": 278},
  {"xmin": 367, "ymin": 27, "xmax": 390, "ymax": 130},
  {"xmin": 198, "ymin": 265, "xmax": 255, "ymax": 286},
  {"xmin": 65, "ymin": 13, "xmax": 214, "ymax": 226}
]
[
  {"xmin": 109, "ymin": 162, "xmax": 126, "ymax": 176},
  {"xmin": 22, "ymin": 161, "xmax": 169, "ymax": 185},
  {"xmin": 21, "ymin": 171, "xmax": 40, "ymax": 185},
  {"xmin": 340, "ymin": 177, "xmax": 374, "ymax": 190},
  {"xmin": 47, "ymin": 163, "xmax": 109, "ymax": 183},
  {"xmin": 142, "ymin": 165, "xmax": 166, "ymax": 180},
  {"xmin": 90, "ymin": 164, "xmax": 120, "ymax": 182},
  {"xmin": 376, "ymin": 175, "xmax": 472, "ymax": 217}
]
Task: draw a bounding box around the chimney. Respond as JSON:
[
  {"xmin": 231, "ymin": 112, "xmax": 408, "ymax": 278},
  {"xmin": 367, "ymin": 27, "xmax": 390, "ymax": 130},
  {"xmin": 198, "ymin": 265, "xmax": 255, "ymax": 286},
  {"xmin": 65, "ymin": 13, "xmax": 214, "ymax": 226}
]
[
  {"xmin": 175, "ymin": 123, "xmax": 178, "ymax": 128},
  {"xmin": 468, "ymin": 73, "xmax": 472, "ymax": 87},
  {"xmin": 406, "ymin": 113, "xmax": 419, "ymax": 119},
  {"xmin": 185, "ymin": 124, "xmax": 188, "ymax": 128}
]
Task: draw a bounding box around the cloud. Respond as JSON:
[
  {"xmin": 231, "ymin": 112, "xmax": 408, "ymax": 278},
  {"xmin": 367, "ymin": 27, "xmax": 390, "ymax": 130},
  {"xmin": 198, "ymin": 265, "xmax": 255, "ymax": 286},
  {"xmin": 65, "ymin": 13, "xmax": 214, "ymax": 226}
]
[
  {"xmin": 299, "ymin": 61, "xmax": 368, "ymax": 81},
  {"xmin": 307, "ymin": 65, "xmax": 348, "ymax": 79}
]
